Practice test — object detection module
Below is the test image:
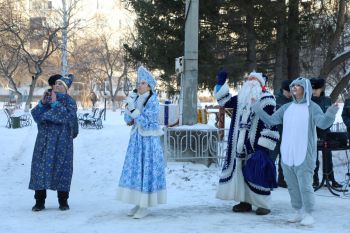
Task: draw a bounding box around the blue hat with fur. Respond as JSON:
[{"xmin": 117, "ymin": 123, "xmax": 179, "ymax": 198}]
[
  {"xmin": 137, "ymin": 66, "xmax": 156, "ymax": 91},
  {"xmin": 57, "ymin": 74, "xmax": 74, "ymax": 90}
]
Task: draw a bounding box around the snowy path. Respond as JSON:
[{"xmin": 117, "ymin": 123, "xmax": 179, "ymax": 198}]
[{"xmin": 0, "ymin": 110, "xmax": 350, "ymax": 233}]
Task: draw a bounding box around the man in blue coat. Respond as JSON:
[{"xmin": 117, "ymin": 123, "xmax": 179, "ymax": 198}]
[
  {"xmin": 30, "ymin": 74, "xmax": 78, "ymax": 211},
  {"xmin": 214, "ymin": 70, "xmax": 279, "ymax": 215}
]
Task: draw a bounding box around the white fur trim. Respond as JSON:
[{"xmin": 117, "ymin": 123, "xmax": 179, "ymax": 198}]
[
  {"xmin": 117, "ymin": 187, "xmax": 167, "ymax": 208},
  {"xmin": 214, "ymin": 83, "xmax": 231, "ymax": 106},
  {"xmin": 257, "ymin": 137, "xmax": 276, "ymax": 151},
  {"xmin": 260, "ymin": 95, "xmax": 276, "ymax": 109},
  {"xmin": 130, "ymin": 109, "xmax": 141, "ymax": 118},
  {"xmin": 249, "ymin": 71, "xmax": 265, "ymax": 86},
  {"xmin": 137, "ymin": 125, "xmax": 164, "ymax": 136},
  {"xmin": 260, "ymin": 129, "xmax": 280, "ymax": 140},
  {"xmin": 247, "ymin": 181, "xmax": 271, "ymax": 192}
]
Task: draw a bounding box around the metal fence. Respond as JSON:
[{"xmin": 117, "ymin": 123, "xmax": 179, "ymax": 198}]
[
  {"xmin": 163, "ymin": 122, "xmax": 348, "ymax": 166},
  {"xmin": 163, "ymin": 127, "xmax": 229, "ymax": 166}
]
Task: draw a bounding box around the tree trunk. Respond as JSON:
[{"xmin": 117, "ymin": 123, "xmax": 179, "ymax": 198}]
[
  {"xmin": 60, "ymin": 0, "xmax": 69, "ymax": 76},
  {"xmin": 246, "ymin": 11, "xmax": 256, "ymax": 72},
  {"xmin": 25, "ymin": 76, "xmax": 38, "ymax": 111},
  {"xmin": 287, "ymin": 0, "xmax": 300, "ymax": 80},
  {"xmin": 273, "ymin": 0, "xmax": 287, "ymax": 92},
  {"xmin": 319, "ymin": 0, "xmax": 346, "ymax": 80},
  {"xmin": 330, "ymin": 71, "xmax": 350, "ymax": 102}
]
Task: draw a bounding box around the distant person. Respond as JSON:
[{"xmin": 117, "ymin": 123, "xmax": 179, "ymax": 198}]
[
  {"xmin": 30, "ymin": 74, "xmax": 79, "ymax": 211},
  {"xmin": 342, "ymin": 98, "xmax": 350, "ymax": 140},
  {"xmin": 214, "ymin": 69, "xmax": 279, "ymax": 216},
  {"xmin": 89, "ymin": 91, "xmax": 98, "ymax": 107},
  {"xmin": 272, "ymin": 79, "xmax": 293, "ymax": 188},
  {"xmin": 310, "ymin": 77, "xmax": 341, "ymax": 188},
  {"xmin": 117, "ymin": 66, "xmax": 166, "ymax": 219},
  {"xmin": 252, "ymin": 77, "xmax": 338, "ymax": 226}
]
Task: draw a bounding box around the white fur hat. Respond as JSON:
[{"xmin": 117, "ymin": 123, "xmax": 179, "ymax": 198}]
[{"xmin": 248, "ymin": 71, "xmax": 266, "ymax": 86}]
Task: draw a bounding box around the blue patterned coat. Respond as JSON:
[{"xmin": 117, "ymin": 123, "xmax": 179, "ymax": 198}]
[
  {"xmin": 29, "ymin": 93, "xmax": 78, "ymax": 192},
  {"xmin": 117, "ymin": 92, "xmax": 166, "ymax": 207}
]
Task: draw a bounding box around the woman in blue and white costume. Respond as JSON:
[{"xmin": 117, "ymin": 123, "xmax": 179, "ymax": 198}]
[{"xmin": 117, "ymin": 66, "xmax": 166, "ymax": 219}]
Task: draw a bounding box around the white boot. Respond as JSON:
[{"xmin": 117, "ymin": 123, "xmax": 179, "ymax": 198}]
[
  {"xmin": 133, "ymin": 208, "xmax": 148, "ymax": 219},
  {"xmin": 300, "ymin": 213, "xmax": 314, "ymax": 226},
  {"xmin": 127, "ymin": 205, "xmax": 140, "ymax": 217},
  {"xmin": 287, "ymin": 209, "xmax": 303, "ymax": 223}
]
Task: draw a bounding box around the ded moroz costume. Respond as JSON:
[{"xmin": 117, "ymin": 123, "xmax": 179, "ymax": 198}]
[{"xmin": 214, "ymin": 69, "xmax": 279, "ymax": 215}]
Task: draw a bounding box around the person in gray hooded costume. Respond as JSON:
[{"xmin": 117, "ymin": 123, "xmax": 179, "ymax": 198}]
[{"xmin": 252, "ymin": 77, "xmax": 338, "ymax": 226}]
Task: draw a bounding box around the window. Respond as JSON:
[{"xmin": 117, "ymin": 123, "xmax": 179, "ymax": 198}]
[
  {"xmin": 32, "ymin": 0, "xmax": 42, "ymax": 10},
  {"xmin": 30, "ymin": 17, "xmax": 43, "ymax": 30},
  {"xmin": 48, "ymin": 1, "xmax": 52, "ymax": 9}
]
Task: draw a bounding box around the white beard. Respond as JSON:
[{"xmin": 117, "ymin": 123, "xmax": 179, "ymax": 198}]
[
  {"xmin": 237, "ymin": 80, "xmax": 262, "ymax": 110},
  {"xmin": 236, "ymin": 80, "xmax": 262, "ymax": 154}
]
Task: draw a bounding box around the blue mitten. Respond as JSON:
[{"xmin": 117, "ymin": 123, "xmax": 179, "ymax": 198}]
[{"xmin": 217, "ymin": 69, "xmax": 228, "ymax": 85}]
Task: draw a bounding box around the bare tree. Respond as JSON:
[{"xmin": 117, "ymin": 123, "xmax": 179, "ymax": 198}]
[
  {"xmin": 96, "ymin": 34, "xmax": 127, "ymax": 111},
  {"xmin": 59, "ymin": 0, "xmax": 82, "ymax": 76},
  {"xmin": 70, "ymin": 37, "xmax": 104, "ymax": 108},
  {"xmin": 0, "ymin": 37, "xmax": 24, "ymax": 103},
  {"xmin": 316, "ymin": 0, "xmax": 349, "ymax": 101}
]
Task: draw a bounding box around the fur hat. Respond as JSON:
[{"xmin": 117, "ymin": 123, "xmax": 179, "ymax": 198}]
[
  {"xmin": 281, "ymin": 79, "xmax": 293, "ymax": 92},
  {"xmin": 48, "ymin": 74, "xmax": 62, "ymax": 86},
  {"xmin": 137, "ymin": 66, "xmax": 156, "ymax": 90},
  {"xmin": 248, "ymin": 71, "xmax": 266, "ymax": 86},
  {"xmin": 57, "ymin": 74, "xmax": 74, "ymax": 90},
  {"xmin": 310, "ymin": 77, "xmax": 325, "ymax": 89}
]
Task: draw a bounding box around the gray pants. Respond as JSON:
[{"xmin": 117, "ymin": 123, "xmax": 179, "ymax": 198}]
[{"xmin": 282, "ymin": 159, "xmax": 315, "ymax": 213}]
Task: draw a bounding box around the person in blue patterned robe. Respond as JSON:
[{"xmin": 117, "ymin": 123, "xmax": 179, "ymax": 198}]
[
  {"xmin": 117, "ymin": 66, "xmax": 166, "ymax": 219},
  {"xmin": 214, "ymin": 70, "xmax": 279, "ymax": 215},
  {"xmin": 29, "ymin": 74, "xmax": 78, "ymax": 211}
]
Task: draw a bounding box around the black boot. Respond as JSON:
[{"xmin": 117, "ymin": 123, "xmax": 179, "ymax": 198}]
[
  {"xmin": 32, "ymin": 190, "xmax": 46, "ymax": 211},
  {"xmin": 232, "ymin": 202, "xmax": 252, "ymax": 212},
  {"xmin": 328, "ymin": 173, "xmax": 342, "ymax": 188},
  {"xmin": 331, "ymin": 180, "xmax": 342, "ymax": 188},
  {"xmin": 58, "ymin": 191, "xmax": 70, "ymax": 211},
  {"xmin": 256, "ymin": 207, "xmax": 271, "ymax": 215}
]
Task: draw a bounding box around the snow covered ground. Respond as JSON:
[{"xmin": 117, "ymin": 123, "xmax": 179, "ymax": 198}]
[{"xmin": 1, "ymin": 108, "xmax": 350, "ymax": 233}]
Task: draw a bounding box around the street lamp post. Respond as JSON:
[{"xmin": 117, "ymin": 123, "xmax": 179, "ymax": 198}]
[{"xmin": 103, "ymin": 81, "xmax": 109, "ymax": 121}]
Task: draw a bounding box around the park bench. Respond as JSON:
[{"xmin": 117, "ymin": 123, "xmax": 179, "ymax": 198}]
[
  {"xmin": 4, "ymin": 108, "xmax": 32, "ymax": 128},
  {"xmin": 79, "ymin": 108, "xmax": 105, "ymax": 129}
]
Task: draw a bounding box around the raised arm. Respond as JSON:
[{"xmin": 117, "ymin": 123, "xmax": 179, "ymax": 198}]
[
  {"xmin": 252, "ymin": 98, "xmax": 286, "ymax": 127},
  {"xmin": 313, "ymin": 103, "xmax": 338, "ymax": 130},
  {"xmin": 40, "ymin": 97, "xmax": 78, "ymax": 126}
]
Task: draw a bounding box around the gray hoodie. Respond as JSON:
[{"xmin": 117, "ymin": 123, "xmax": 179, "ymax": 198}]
[{"xmin": 252, "ymin": 77, "xmax": 338, "ymax": 167}]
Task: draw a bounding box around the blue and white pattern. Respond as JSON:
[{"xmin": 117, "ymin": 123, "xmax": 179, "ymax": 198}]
[
  {"xmin": 137, "ymin": 66, "xmax": 156, "ymax": 91},
  {"xmin": 117, "ymin": 92, "xmax": 166, "ymax": 207},
  {"xmin": 29, "ymin": 93, "xmax": 78, "ymax": 192},
  {"xmin": 214, "ymin": 83, "xmax": 279, "ymax": 207}
]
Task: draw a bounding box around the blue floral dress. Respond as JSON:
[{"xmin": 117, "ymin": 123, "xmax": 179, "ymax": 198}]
[
  {"xmin": 29, "ymin": 93, "xmax": 78, "ymax": 192},
  {"xmin": 117, "ymin": 92, "xmax": 167, "ymax": 207}
]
